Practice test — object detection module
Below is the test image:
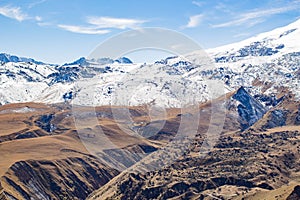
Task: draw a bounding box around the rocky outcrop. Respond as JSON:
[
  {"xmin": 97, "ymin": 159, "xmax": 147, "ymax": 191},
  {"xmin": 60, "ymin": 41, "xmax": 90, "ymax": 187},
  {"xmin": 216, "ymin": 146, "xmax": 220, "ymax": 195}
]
[
  {"xmin": 0, "ymin": 184, "xmax": 7, "ymax": 200},
  {"xmin": 287, "ymin": 185, "xmax": 300, "ymax": 200},
  {"xmin": 89, "ymin": 129, "xmax": 300, "ymax": 200},
  {"xmin": 263, "ymin": 109, "xmax": 288, "ymax": 129},
  {"xmin": 252, "ymin": 96, "xmax": 300, "ymax": 130},
  {"xmin": 254, "ymin": 94, "xmax": 284, "ymax": 107},
  {"xmin": 2, "ymin": 156, "xmax": 119, "ymax": 200},
  {"xmin": 35, "ymin": 114, "xmax": 56, "ymax": 132},
  {"xmin": 233, "ymin": 87, "xmax": 267, "ymax": 130},
  {"xmin": 296, "ymin": 107, "xmax": 300, "ymax": 125}
]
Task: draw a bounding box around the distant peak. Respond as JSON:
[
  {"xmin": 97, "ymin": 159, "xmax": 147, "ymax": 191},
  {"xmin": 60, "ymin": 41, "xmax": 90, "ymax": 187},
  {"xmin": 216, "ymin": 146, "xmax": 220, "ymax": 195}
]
[
  {"xmin": 114, "ymin": 57, "xmax": 132, "ymax": 64},
  {"xmin": 63, "ymin": 57, "xmax": 88, "ymax": 66},
  {"xmin": 208, "ymin": 18, "xmax": 300, "ymax": 57},
  {"xmin": 0, "ymin": 53, "xmax": 46, "ymax": 65},
  {"xmin": 64, "ymin": 56, "xmax": 134, "ymax": 66}
]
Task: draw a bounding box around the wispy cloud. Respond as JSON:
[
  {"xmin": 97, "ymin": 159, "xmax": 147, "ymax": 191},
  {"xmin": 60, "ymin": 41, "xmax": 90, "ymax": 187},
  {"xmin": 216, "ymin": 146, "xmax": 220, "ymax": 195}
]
[
  {"xmin": 28, "ymin": 0, "xmax": 47, "ymax": 9},
  {"xmin": 0, "ymin": 5, "xmax": 42, "ymax": 22},
  {"xmin": 184, "ymin": 14, "xmax": 204, "ymax": 28},
  {"xmin": 87, "ymin": 17, "xmax": 146, "ymax": 29},
  {"xmin": 0, "ymin": 6, "xmax": 28, "ymax": 22},
  {"xmin": 58, "ymin": 16, "xmax": 147, "ymax": 34},
  {"xmin": 58, "ymin": 24, "xmax": 111, "ymax": 34},
  {"xmin": 212, "ymin": 4, "xmax": 300, "ymax": 28},
  {"xmin": 192, "ymin": 1, "xmax": 205, "ymax": 7},
  {"xmin": 214, "ymin": 2, "xmax": 233, "ymax": 14},
  {"xmin": 37, "ymin": 21, "xmax": 52, "ymax": 27}
]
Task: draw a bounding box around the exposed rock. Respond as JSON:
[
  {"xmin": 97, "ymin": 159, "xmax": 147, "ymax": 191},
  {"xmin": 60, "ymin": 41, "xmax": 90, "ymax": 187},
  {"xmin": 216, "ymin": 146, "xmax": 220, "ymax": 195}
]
[
  {"xmin": 15, "ymin": 132, "xmax": 36, "ymax": 140},
  {"xmin": 89, "ymin": 129, "xmax": 300, "ymax": 200},
  {"xmin": 287, "ymin": 185, "xmax": 300, "ymax": 200},
  {"xmin": 0, "ymin": 183, "xmax": 7, "ymax": 200},
  {"xmin": 35, "ymin": 114, "xmax": 56, "ymax": 132},
  {"xmin": 295, "ymin": 107, "xmax": 300, "ymax": 125},
  {"xmin": 2, "ymin": 157, "xmax": 119, "ymax": 200},
  {"xmin": 263, "ymin": 109, "xmax": 288, "ymax": 129},
  {"xmin": 254, "ymin": 94, "xmax": 284, "ymax": 107},
  {"xmin": 233, "ymin": 87, "xmax": 267, "ymax": 130}
]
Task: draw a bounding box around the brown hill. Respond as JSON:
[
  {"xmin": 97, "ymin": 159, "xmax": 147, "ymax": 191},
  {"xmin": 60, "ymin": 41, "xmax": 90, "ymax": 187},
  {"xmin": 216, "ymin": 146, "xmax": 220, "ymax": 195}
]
[
  {"xmin": 0, "ymin": 100, "xmax": 222, "ymax": 199},
  {"xmin": 1, "ymin": 90, "xmax": 299, "ymax": 200},
  {"xmin": 88, "ymin": 93, "xmax": 300, "ymax": 200}
]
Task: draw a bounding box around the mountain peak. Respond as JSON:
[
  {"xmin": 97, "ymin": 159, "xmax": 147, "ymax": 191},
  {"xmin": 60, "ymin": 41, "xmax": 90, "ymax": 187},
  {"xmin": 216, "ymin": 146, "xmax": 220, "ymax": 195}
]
[
  {"xmin": 114, "ymin": 57, "xmax": 133, "ymax": 64},
  {"xmin": 208, "ymin": 18, "xmax": 300, "ymax": 61},
  {"xmin": 0, "ymin": 53, "xmax": 46, "ymax": 65},
  {"xmin": 63, "ymin": 57, "xmax": 88, "ymax": 66},
  {"xmin": 64, "ymin": 56, "xmax": 133, "ymax": 66}
]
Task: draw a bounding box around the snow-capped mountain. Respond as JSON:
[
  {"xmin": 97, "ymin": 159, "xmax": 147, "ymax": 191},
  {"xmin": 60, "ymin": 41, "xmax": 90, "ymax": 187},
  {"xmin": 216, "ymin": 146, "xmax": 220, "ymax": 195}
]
[
  {"xmin": 184, "ymin": 18, "xmax": 300, "ymax": 99},
  {"xmin": 0, "ymin": 55, "xmax": 142, "ymax": 105},
  {"xmin": 208, "ymin": 19, "xmax": 300, "ymax": 62},
  {"xmin": 0, "ymin": 18, "xmax": 299, "ymax": 106},
  {"xmin": 0, "ymin": 53, "xmax": 47, "ymax": 65}
]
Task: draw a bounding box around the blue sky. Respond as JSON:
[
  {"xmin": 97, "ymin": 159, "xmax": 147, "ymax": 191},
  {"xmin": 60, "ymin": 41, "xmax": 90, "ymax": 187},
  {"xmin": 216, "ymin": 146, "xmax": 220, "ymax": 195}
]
[{"xmin": 0, "ymin": 0, "xmax": 300, "ymax": 64}]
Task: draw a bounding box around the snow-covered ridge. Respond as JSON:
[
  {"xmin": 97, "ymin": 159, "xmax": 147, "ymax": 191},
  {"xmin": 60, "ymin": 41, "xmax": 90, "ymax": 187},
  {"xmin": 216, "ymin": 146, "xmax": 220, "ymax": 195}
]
[
  {"xmin": 207, "ymin": 18, "xmax": 300, "ymax": 63},
  {"xmin": 183, "ymin": 18, "xmax": 300, "ymax": 99},
  {"xmin": 0, "ymin": 19, "xmax": 300, "ymax": 106},
  {"xmin": 0, "ymin": 53, "xmax": 47, "ymax": 65}
]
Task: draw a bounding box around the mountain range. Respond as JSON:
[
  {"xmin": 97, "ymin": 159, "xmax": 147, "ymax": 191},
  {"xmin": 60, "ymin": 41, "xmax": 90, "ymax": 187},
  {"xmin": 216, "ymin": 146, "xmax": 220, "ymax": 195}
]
[
  {"xmin": 0, "ymin": 19, "xmax": 300, "ymax": 200},
  {"xmin": 0, "ymin": 19, "xmax": 299, "ymax": 107}
]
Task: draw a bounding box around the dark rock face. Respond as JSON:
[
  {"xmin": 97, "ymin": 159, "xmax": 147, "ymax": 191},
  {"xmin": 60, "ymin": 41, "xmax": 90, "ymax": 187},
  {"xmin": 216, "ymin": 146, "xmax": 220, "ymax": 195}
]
[
  {"xmin": 0, "ymin": 183, "xmax": 7, "ymax": 200},
  {"xmin": 3, "ymin": 157, "xmax": 119, "ymax": 200},
  {"xmin": 0, "ymin": 53, "xmax": 45, "ymax": 65},
  {"xmin": 47, "ymin": 67, "xmax": 79, "ymax": 85},
  {"xmin": 254, "ymin": 94, "xmax": 284, "ymax": 107},
  {"xmin": 63, "ymin": 57, "xmax": 88, "ymax": 66},
  {"xmin": 296, "ymin": 108, "xmax": 300, "ymax": 125},
  {"xmin": 214, "ymin": 42, "xmax": 282, "ymax": 63},
  {"xmin": 114, "ymin": 57, "xmax": 132, "ymax": 64},
  {"xmin": 63, "ymin": 91, "xmax": 73, "ymax": 102},
  {"xmin": 233, "ymin": 87, "xmax": 267, "ymax": 130},
  {"xmin": 15, "ymin": 132, "xmax": 36, "ymax": 140},
  {"xmin": 35, "ymin": 114, "xmax": 56, "ymax": 132},
  {"xmin": 263, "ymin": 109, "xmax": 287, "ymax": 129},
  {"xmin": 287, "ymin": 185, "xmax": 300, "ymax": 200}
]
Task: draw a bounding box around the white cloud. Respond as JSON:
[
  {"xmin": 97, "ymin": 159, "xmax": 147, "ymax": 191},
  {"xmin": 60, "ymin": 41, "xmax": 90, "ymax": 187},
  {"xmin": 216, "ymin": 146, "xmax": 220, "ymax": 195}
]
[
  {"xmin": 192, "ymin": 1, "xmax": 205, "ymax": 7},
  {"xmin": 35, "ymin": 16, "xmax": 42, "ymax": 21},
  {"xmin": 58, "ymin": 16, "xmax": 147, "ymax": 34},
  {"xmin": 37, "ymin": 21, "xmax": 52, "ymax": 27},
  {"xmin": 0, "ymin": 6, "xmax": 28, "ymax": 22},
  {"xmin": 212, "ymin": 4, "xmax": 300, "ymax": 28},
  {"xmin": 0, "ymin": 5, "xmax": 42, "ymax": 22},
  {"xmin": 86, "ymin": 16, "xmax": 146, "ymax": 29},
  {"xmin": 185, "ymin": 14, "xmax": 204, "ymax": 28},
  {"xmin": 58, "ymin": 24, "xmax": 111, "ymax": 34},
  {"xmin": 214, "ymin": 2, "xmax": 233, "ymax": 14},
  {"xmin": 28, "ymin": 0, "xmax": 47, "ymax": 9}
]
